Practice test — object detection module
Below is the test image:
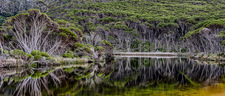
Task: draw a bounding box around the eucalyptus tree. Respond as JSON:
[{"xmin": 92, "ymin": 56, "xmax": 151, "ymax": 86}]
[{"xmin": 3, "ymin": 9, "xmax": 81, "ymax": 55}]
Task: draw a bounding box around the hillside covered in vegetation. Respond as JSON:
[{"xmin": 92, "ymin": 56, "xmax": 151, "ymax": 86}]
[
  {"xmin": 46, "ymin": 0, "xmax": 225, "ymax": 53},
  {"xmin": 1, "ymin": 0, "xmax": 225, "ymax": 61}
]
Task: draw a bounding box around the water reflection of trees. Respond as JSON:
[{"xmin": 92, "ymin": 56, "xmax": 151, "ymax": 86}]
[
  {"xmin": 112, "ymin": 57, "xmax": 225, "ymax": 87},
  {"xmin": 0, "ymin": 63, "xmax": 112, "ymax": 96},
  {"xmin": 1, "ymin": 57, "xmax": 225, "ymax": 96},
  {"xmin": 0, "ymin": 68, "xmax": 68, "ymax": 96}
]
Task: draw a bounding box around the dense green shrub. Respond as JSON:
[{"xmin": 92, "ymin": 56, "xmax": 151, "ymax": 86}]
[
  {"xmin": 84, "ymin": 46, "xmax": 92, "ymax": 53},
  {"xmin": 41, "ymin": 52, "xmax": 50, "ymax": 57},
  {"xmin": 31, "ymin": 50, "xmax": 50, "ymax": 57},
  {"xmin": 13, "ymin": 49, "xmax": 27, "ymax": 56},
  {"xmin": 31, "ymin": 50, "xmax": 41, "ymax": 56},
  {"xmin": 62, "ymin": 53, "xmax": 74, "ymax": 58},
  {"xmin": 74, "ymin": 43, "xmax": 84, "ymax": 49},
  {"xmin": 96, "ymin": 46, "xmax": 104, "ymax": 51},
  {"xmin": 101, "ymin": 40, "xmax": 112, "ymax": 47},
  {"xmin": 0, "ymin": 16, "xmax": 5, "ymax": 26},
  {"xmin": 85, "ymin": 44, "xmax": 94, "ymax": 48},
  {"xmin": 59, "ymin": 27, "xmax": 78, "ymax": 39},
  {"xmin": 12, "ymin": 49, "xmax": 33, "ymax": 58},
  {"xmin": 34, "ymin": 55, "xmax": 42, "ymax": 60}
]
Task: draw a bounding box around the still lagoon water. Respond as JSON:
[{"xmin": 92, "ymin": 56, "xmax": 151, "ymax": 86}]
[{"xmin": 1, "ymin": 56, "xmax": 225, "ymax": 96}]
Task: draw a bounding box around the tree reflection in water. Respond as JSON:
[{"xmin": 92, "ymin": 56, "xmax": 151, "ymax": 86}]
[{"xmin": 0, "ymin": 57, "xmax": 225, "ymax": 96}]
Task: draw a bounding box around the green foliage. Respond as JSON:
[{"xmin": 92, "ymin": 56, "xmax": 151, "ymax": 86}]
[
  {"xmin": 71, "ymin": 27, "xmax": 83, "ymax": 36},
  {"xmin": 59, "ymin": 27, "xmax": 78, "ymax": 39},
  {"xmin": 156, "ymin": 48, "xmax": 166, "ymax": 52},
  {"xmin": 57, "ymin": 20, "xmax": 69, "ymax": 27},
  {"xmin": 99, "ymin": 17, "xmax": 116, "ymax": 22},
  {"xmin": 219, "ymin": 31, "xmax": 225, "ymax": 45},
  {"xmin": 204, "ymin": 19, "xmax": 225, "ymax": 27},
  {"xmin": 63, "ymin": 67, "xmax": 74, "ymax": 73},
  {"xmin": 85, "ymin": 44, "xmax": 94, "ymax": 48},
  {"xmin": 34, "ymin": 55, "xmax": 42, "ymax": 60},
  {"xmin": 0, "ymin": 15, "xmax": 5, "ymax": 26},
  {"xmin": 74, "ymin": 43, "xmax": 93, "ymax": 53},
  {"xmin": 86, "ymin": 22, "xmax": 95, "ymax": 27},
  {"xmin": 31, "ymin": 50, "xmax": 50, "ymax": 57},
  {"xmin": 31, "ymin": 70, "xmax": 51, "ymax": 79},
  {"xmin": 84, "ymin": 46, "xmax": 92, "ymax": 53},
  {"xmin": 108, "ymin": 36, "xmax": 114, "ymax": 40},
  {"xmin": 31, "ymin": 50, "xmax": 41, "ymax": 56},
  {"xmin": 62, "ymin": 50, "xmax": 74, "ymax": 58},
  {"xmin": 67, "ymin": 50, "xmax": 74, "ymax": 54},
  {"xmin": 62, "ymin": 53, "xmax": 74, "ymax": 58},
  {"xmin": 46, "ymin": 57, "xmax": 55, "ymax": 60},
  {"xmin": 3, "ymin": 34, "xmax": 13, "ymax": 40},
  {"xmin": 219, "ymin": 31, "xmax": 225, "ymax": 37},
  {"xmin": 185, "ymin": 27, "xmax": 204, "ymax": 38},
  {"xmin": 222, "ymin": 40, "xmax": 225, "ymax": 45},
  {"xmin": 74, "ymin": 43, "xmax": 84, "ymax": 49},
  {"xmin": 48, "ymin": 0, "xmax": 225, "ymax": 38},
  {"xmin": 157, "ymin": 22, "xmax": 179, "ymax": 28},
  {"xmin": 31, "ymin": 50, "xmax": 49, "ymax": 60},
  {"xmin": 74, "ymin": 55, "xmax": 79, "ymax": 58},
  {"xmin": 5, "ymin": 0, "xmax": 225, "ymax": 53},
  {"xmin": 41, "ymin": 52, "xmax": 50, "ymax": 57},
  {"xmin": 96, "ymin": 46, "xmax": 104, "ymax": 51},
  {"xmin": 12, "ymin": 49, "xmax": 33, "ymax": 58},
  {"xmin": 12, "ymin": 49, "xmax": 26, "ymax": 56},
  {"xmin": 3, "ymin": 50, "xmax": 9, "ymax": 54},
  {"xmin": 113, "ymin": 24, "xmax": 130, "ymax": 31},
  {"xmin": 59, "ymin": 32, "xmax": 68, "ymax": 38},
  {"xmin": 101, "ymin": 40, "xmax": 112, "ymax": 47}
]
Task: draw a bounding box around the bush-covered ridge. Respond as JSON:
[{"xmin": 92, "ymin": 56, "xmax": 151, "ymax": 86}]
[
  {"xmin": 45, "ymin": 0, "xmax": 225, "ymax": 53},
  {"xmin": 1, "ymin": 0, "xmax": 225, "ymax": 53},
  {"xmin": 49, "ymin": 0, "xmax": 225, "ymax": 25}
]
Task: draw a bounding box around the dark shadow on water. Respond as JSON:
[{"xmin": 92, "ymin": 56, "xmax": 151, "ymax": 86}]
[{"xmin": 0, "ymin": 57, "xmax": 225, "ymax": 96}]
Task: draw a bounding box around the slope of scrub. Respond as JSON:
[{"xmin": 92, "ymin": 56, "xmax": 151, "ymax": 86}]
[
  {"xmin": 45, "ymin": 0, "xmax": 225, "ymax": 52},
  {"xmin": 1, "ymin": 0, "xmax": 225, "ymax": 53}
]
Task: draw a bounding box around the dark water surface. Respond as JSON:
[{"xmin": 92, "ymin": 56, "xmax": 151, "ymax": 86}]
[{"xmin": 1, "ymin": 57, "xmax": 225, "ymax": 96}]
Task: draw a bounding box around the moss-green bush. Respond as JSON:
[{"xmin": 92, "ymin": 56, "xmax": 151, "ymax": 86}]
[
  {"xmin": 185, "ymin": 27, "xmax": 204, "ymax": 38},
  {"xmin": 84, "ymin": 46, "xmax": 92, "ymax": 53},
  {"xmin": 67, "ymin": 50, "xmax": 74, "ymax": 55},
  {"xmin": 59, "ymin": 32, "xmax": 68, "ymax": 38},
  {"xmin": 62, "ymin": 53, "xmax": 74, "ymax": 58},
  {"xmin": 41, "ymin": 52, "xmax": 50, "ymax": 57},
  {"xmin": 96, "ymin": 46, "xmax": 104, "ymax": 51},
  {"xmin": 34, "ymin": 55, "xmax": 42, "ymax": 60},
  {"xmin": 99, "ymin": 17, "xmax": 116, "ymax": 22},
  {"xmin": 59, "ymin": 27, "xmax": 78, "ymax": 39},
  {"xmin": 12, "ymin": 49, "xmax": 27, "ymax": 56},
  {"xmin": 108, "ymin": 36, "xmax": 114, "ymax": 40},
  {"xmin": 3, "ymin": 50, "xmax": 9, "ymax": 54},
  {"xmin": 31, "ymin": 50, "xmax": 50, "ymax": 58},
  {"xmin": 31, "ymin": 50, "xmax": 41, "ymax": 56},
  {"xmin": 157, "ymin": 22, "xmax": 179, "ymax": 28},
  {"xmin": 0, "ymin": 15, "xmax": 5, "ymax": 26},
  {"xmin": 74, "ymin": 55, "xmax": 79, "ymax": 58},
  {"xmin": 85, "ymin": 44, "xmax": 94, "ymax": 48},
  {"xmin": 113, "ymin": 24, "xmax": 129, "ymax": 30},
  {"xmin": 46, "ymin": 57, "xmax": 55, "ymax": 60},
  {"xmin": 57, "ymin": 20, "xmax": 69, "ymax": 27},
  {"xmin": 74, "ymin": 43, "xmax": 84, "ymax": 49},
  {"xmin": 101, "ymin": 40, "xmax": 112, "ymax": 47}
]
